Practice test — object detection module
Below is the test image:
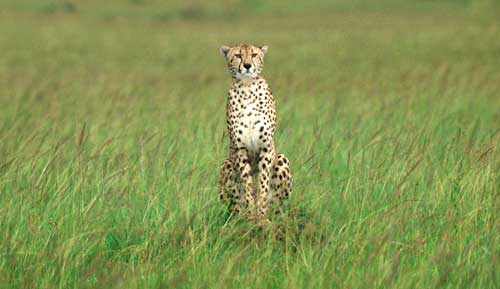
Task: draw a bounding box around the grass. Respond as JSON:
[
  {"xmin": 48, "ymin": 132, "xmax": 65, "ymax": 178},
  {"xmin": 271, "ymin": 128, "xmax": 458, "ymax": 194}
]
[{"xmin": 0, "ymin": 0, "xmax": 499, "ymax": 288}]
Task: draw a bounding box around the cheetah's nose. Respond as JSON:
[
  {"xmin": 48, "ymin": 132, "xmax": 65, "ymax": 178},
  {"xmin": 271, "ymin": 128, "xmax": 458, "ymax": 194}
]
[{"xmin": 243, "ymin": 63, "xmax": 252, "ymax": 70}]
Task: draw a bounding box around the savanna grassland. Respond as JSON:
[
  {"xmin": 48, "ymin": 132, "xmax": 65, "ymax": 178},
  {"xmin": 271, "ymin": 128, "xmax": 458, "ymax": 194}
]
[{"xmin": 0, "ymin": 1, "xmax": 499, "ymax": 288}]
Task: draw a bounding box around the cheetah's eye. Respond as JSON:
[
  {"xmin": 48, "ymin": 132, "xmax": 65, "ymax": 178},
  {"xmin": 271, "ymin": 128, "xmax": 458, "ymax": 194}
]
[
  {"xmin": 252, "ymin": 53, "xmax": 257, "ymax": 57},
  {"xmin": 235, "ymin": 54, "xmax": 242, "ymax": 58}
]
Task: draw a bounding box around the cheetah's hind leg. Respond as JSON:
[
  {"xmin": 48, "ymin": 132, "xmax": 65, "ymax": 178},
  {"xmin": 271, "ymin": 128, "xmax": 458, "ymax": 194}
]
[
  {"xmin": 218, "ymin": 159, "xmax": 242, "ymax": 214},
  {"xmin": 270, "ymin": 153, "xmax": 293, "ymax": 208}
]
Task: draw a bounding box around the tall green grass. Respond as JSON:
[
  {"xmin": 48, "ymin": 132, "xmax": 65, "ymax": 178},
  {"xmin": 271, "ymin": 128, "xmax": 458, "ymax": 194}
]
[{"xmin": 0, "ymin": 1, "xmax": 499, "ymax": 288}]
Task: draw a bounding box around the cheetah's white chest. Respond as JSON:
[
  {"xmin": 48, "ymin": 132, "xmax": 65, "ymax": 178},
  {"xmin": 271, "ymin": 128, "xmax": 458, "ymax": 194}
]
[{"xmin": 238, "ymin": 102, "xmax": 264, "ymax": 154}]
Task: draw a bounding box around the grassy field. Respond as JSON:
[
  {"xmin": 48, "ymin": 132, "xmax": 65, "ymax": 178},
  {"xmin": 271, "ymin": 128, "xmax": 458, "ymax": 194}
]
[{"xmin": 1, "ymin": 0, "xmax": 499, "ymax": 288}]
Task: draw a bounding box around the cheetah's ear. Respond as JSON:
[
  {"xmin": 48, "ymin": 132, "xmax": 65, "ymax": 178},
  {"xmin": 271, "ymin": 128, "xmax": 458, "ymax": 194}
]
[
  {"xmin": 260, "ymin": 46, "xmax": 268, "ymax": 54},
  {"xmin": 220, "ymin": 46, "xmax": 231, "ymax": 59}
]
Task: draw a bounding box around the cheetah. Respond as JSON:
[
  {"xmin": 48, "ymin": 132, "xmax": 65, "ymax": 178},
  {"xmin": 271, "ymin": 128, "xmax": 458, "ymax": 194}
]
[{"xmin": 218, "ymin": 44, "xmax": 293, "ymax": 223}]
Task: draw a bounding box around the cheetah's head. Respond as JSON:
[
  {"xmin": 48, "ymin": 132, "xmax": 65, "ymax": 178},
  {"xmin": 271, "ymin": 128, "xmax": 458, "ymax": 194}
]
[{"xmin": 220, "ymin": 44, "xmax": 268, "ymax": 80}]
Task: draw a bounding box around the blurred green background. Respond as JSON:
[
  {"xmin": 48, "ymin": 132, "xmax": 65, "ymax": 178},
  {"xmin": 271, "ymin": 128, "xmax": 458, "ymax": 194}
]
[{"xmin": 0, "ymin": 1, "xmax": 499, "ymax": 289}]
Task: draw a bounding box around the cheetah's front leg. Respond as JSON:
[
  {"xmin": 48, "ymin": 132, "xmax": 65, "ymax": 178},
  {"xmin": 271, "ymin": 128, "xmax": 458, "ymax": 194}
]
[
  {"xmin": 234, "ymin": 148, "xmax": 256, "ymax": 220},
  {"xmin": 256, "ymin": 147, "xmax": 275, "ymax": 221}
]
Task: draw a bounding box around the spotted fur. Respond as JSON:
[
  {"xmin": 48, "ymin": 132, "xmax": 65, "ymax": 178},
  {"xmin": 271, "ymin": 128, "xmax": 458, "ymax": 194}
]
[{"xmin": 218, "ymin": 44, "xmax": 293, "ymax": 223}]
